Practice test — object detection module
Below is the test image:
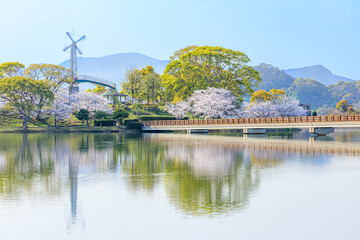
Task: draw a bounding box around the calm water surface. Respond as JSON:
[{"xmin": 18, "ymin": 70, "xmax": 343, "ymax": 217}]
[{"xmin": 0, "ymin": 131, "xmax": 360, "ymax": 240}]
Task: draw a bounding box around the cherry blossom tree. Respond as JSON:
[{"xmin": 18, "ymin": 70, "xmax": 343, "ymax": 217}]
[
  {"xmin": 70, "ymin": 92, "xmax": 113, "ymax": 125},
  {"xmin": 188, "ymin": 88, "xmax": 242, "ymax": 119},
  {"xmin": 271, "ymin": 96, "xmax": 307, "ymax": 117},
  {"xmin": 165, "ymin": 101, "xmax": 191, "ymax": 119},
  {"xmin": 244, "ymin": 101, "xmax": 273, "ymax": 118},
  {"xmin": 166, "ymin": 88, "xmax": 242, "ymax": 119},
  {"xmin": 244, "ymin": 96, "xmax": 307, "ymax": 118},
  {"xmin": 46, "ymin": 92, "xmax": 73, "ymax": 127}
]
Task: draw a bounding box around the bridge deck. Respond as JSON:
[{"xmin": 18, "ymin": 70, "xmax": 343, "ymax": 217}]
[
  {"xmin": 141, "ymin": 115, "xmax": 360, "ymax": 131},
  {"xmin": 76, "ymin": 75, "xmax": 116, "ymax": 89}
]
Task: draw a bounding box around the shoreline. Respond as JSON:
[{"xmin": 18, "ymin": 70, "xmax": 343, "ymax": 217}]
[{"xmin": 0, "ymin": 126, "xmax": 136, "ymax": 133}]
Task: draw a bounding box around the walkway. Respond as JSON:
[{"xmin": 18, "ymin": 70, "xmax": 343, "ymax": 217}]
[{"xmin": 141, "ymin": 115, "xmax": 360, "ymax": 135}]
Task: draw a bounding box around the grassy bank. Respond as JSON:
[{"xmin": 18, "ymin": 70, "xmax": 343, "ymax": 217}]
[{"xmin": 0, "ymin": 126, "xmax": 129, "ymax": 133}]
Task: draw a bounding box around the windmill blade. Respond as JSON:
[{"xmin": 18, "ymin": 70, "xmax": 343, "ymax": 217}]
[
  {"xmin": 63, "ymin": 44, "xmax": 72, "ymax": 52},
  {"xmin": 66, "ymin": 32, "xmax": 75, "ymax": 42},
  {"xmin": 76, "ymin": 45, "xmax": 83, "ymax": 55},
  {"xmin": 75, "ymin": 35, "xmax": 86, "ymax": 43}
]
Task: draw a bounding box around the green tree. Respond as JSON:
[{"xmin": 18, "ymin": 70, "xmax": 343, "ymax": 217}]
[
  {"xmin": 141, "ymin": 72, "xmax": 162, "ymax": 104},
  {"xmin": 24, "ymin": 63, "xmax": 73, "ymax": 92},
  {"xmin": 162, "ymin": 46, "xmax": 261, "ymax": 102},
  {"xmin": 169, "ymin": 45, "xmax": 198, "ymax": 62},
  {"xmin": 0, "ymin": 105, "xmax": 17, "ymax": 126},
  {"xmin": 121, "ymin": 68, "xmax": 142, "ymax": 104},
  {"xmin": 113, "ymin": 107, "xmax": 129, "ymax": 125},
  {"xmin": 0, "ymin": 77, "xmax": 53, "ymax": 130},
  {"xmin": 87, "ymin": 85, "xmax": 106, "ymax": 94},
  {"xmin": 336, "ymin": 100, "xmax": 350, "ymax": 113},
  {"xmin": 250, "ymin": 89, "xmax": 286, "ymax": 103},
  {"xmin": 312, "ymin": 111, "xmax": 317, "ymax": 116},
  {"xmin": 75, "ymin": 109, "xmax": 90, "ymax": 126},
  {"xmin": 94, "ymin": 111, "xmax": 108, "ymax": 127},
  {"xmin": 250, "ymin": 90, "xmax": 272, "ymax": 103},
  {"xmin": 0, "ymin": 62, "xmax": 25, "ymax": 78}
]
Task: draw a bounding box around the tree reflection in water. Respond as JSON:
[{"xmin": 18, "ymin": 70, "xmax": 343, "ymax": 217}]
[{"xmin": 1, "ymin": 132, "xmax": 358, "ymax": 220}]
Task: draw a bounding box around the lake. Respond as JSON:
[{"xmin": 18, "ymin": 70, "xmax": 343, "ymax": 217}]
[{"xmin": 0, "ymin": 131, "xmax": 360, "ymax": 240}]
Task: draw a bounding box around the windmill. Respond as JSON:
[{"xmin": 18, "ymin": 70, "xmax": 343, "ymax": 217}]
[{"xmin": 63, "ymin": 32, "xmax": 86, "ymax": 80}]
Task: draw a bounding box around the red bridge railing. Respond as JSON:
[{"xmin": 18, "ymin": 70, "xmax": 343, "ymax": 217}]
[{"xmin": 141, "ymin": 115, "xmax": 360, "ymax": 127}]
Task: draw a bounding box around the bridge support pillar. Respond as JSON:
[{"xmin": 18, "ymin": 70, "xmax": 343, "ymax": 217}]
[
  {"xmin": 243, "ymin": 128, "xmax": 266, "ymax": 134},
  {"xmin": 69, "ymin": 83, "xmax": 79, "ymax": 95},
  {"xmin": 309, "ymin": 127, "xmax": 334, "ymax": 136},
  {"xmin": 186, "ymin": 129, "xmax": 208, "ymax": 134}
]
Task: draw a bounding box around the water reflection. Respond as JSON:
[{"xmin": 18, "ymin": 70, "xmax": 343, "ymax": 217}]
[{"xmin": 0, "ymin": 131, "xmax": 359, "ymax": 222}]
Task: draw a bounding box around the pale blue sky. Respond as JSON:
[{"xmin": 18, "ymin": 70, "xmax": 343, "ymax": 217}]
[{"xmin": 1, "ymin": 0, "xmax": 359, "ymax": 79}]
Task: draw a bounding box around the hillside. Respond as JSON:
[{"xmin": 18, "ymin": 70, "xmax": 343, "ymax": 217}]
[
  {"xmin": 284, "ymin": 65, "xmax": 355, "ymax": 85},
  {"xmin": 253, "ymin": 63, "xmax": 295, "ymax": 91},
  {"xmin": 59, "ymin": 53, "xmax": 168, "ymax": 84}
]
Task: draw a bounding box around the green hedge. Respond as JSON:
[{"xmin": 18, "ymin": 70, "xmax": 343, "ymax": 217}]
[
  {"xmin": 123, "ymin": 119, "xmax": 139, "ymax": 125},
  {"xmin": 138, "ymin": 116, "xmax": 177, "ymax": 121},
  {"xmin": 94, "ymin": 120, "xmax": 116, "ymax": 126},
  {"xmin": 126, "ymin": 122, "xmax": 142, "ymax": 130}
]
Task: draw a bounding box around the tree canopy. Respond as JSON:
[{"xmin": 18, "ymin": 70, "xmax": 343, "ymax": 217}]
[
  {"xmin": 121, "ymin": 68, "xmax": 142, "ymax": 103},
  {"xmin": 0, "ymin": 62, "xmax": 25, "ymax": 78},
  {"xmin": 250, "ymin": 89, "xmax": 286, "ymax": 103},
  {"xmin": 162, "ymin": 46, "xmax": 261, "ymax": 102},
  {"xmin": 0, "ymin": 76, "xmax": 53, "ymax": 130}
]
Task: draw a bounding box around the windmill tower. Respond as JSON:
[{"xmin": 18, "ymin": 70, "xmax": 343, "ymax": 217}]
[{"xmin": 63, "ymin": 32, "xmax": 86, "ymax": 94}]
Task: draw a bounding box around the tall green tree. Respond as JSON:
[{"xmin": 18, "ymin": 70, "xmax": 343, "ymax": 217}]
[
  {"xmin": 169, "ymin": 45, "xmax": 198, "ymax": 62},
  {"xmin": 24, "ymin": 64, "xmax": 73, "ymax": 92},
  {"xmin": 0, "ymin": 77, "xmax": 53, "ymax": 130},
  {"xmin": 162, "ymin": 46, "xmax": 261, "ymax": 102},
  {"xmin": 141, "ymin": 72, "xmax": 162, "ymax": 104},
  {"xmin": 0, "ymin": 62, "xmax": 25, "ymax": 78},
  {"xmin": 121, "ymin": 68, "xmax": 142, "ymax": 104}
]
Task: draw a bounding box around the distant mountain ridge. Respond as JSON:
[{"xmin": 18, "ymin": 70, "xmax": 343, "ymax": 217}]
[
  {"xmin": 60, "ymin": 53, "xmax": 355, "ymax": 87},
  {"xmin": 59, "ymin": 53, "xmax": 168, "ymax": 84},
  {"xmin": 284, "ymin": 65, "xmax": 355, "ymax": 85}
]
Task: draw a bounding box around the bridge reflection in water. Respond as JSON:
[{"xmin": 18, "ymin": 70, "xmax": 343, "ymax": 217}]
[{"xmin": 0, "ymin": 131, "xmax": 359, "ymax": 221}]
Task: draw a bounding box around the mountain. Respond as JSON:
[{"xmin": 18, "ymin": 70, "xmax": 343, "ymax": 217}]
[
  {"xmin": 253, "ymin": 63, "xmax": 295, "ymax": 91},
  {"xmin": 59, "ymin": 53, "xmax": 168, "ymax": 84},
  {"xmin": 254, "ymin": 63, "xmax": 360, "ymax": 109},
  {"xmin": 284, "ymin": 65, "xmax": 355, "ymax": 85}
]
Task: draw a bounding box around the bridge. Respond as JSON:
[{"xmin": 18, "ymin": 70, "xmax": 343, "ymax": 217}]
[
  {"xmin": 141, "ymin": 115, "xmax": 360, "ymax": 135},
  {"xmin": 76, "ymin": 75, "xmax": 116, "ymax": 89}
]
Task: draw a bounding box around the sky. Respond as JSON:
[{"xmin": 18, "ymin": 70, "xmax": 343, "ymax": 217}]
[{"xmin": 0, "ymin": 0, "xmax": 359, "ymax": 79}]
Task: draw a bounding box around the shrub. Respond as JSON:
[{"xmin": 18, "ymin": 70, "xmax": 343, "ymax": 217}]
[
  {"xmin": 94, "ymin": 120, "xmax": 116, "ymax": 126},
  {"xmin": 126, "ymin": 122, "xmax": 142, "ymax": 130},
  {"xmin": 123, "ymin": 119, "xmax": 139, "ymax": 126},
  {"xmin": 138, "ymin": 116, "xmax": 177, "ymax": 121},
  {"xmin": 94, "ymin": 111, "xmax": 108, "ymax": 127},
  {"xmin": 113, "ymin": 107, "xmax": 129, "ymax": 125}
]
